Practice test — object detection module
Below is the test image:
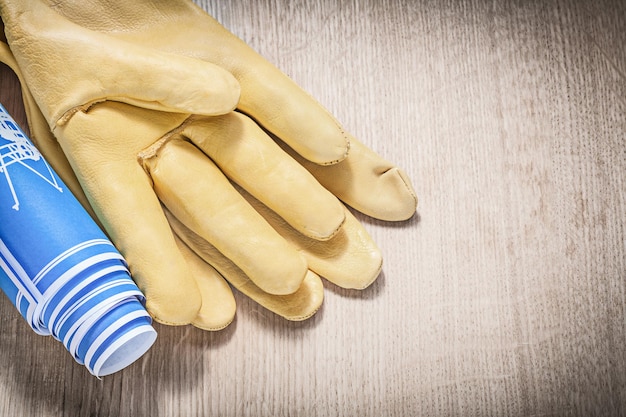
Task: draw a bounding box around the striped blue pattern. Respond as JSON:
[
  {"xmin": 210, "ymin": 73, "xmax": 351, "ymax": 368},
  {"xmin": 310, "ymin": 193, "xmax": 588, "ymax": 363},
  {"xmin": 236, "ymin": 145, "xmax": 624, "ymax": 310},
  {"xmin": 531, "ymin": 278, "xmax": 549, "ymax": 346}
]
[{"xmin": 0, "ymin": 104, "xmax": 156, "ymax": 377}]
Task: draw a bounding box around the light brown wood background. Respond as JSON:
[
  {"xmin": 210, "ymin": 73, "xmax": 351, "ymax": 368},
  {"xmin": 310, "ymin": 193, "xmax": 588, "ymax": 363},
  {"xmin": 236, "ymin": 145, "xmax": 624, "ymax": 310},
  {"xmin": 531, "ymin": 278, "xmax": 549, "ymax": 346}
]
[{"xmin": 0, "ymin": 0, "xmax": 624, "ymax": 416}]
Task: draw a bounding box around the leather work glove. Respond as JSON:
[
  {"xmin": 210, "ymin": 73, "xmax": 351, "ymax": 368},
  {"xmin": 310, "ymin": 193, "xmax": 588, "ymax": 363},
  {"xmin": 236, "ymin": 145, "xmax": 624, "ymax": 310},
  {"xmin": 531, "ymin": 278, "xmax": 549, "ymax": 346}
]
[
  {"xmin": 0, "ymin": 42, "xmax": 362, "ymax": 330},
  {"xmin": 0, "ymin": 0, "xmax": 417, "ymax": 329}
]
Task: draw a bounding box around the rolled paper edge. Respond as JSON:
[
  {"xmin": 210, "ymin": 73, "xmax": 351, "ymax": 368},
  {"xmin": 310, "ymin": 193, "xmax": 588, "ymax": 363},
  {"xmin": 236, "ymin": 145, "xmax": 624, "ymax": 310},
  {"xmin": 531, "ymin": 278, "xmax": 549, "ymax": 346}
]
[{"xmin": 0, "ymin": 103, "xmax": 157, "ymax": 376}]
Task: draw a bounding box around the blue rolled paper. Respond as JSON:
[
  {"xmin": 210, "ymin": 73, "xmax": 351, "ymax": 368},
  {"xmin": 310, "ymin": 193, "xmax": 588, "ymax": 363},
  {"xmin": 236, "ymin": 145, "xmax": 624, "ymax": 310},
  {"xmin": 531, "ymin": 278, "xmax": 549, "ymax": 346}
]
[{"xmin": 0, "ymin": 103, "xmax": 157, "ymax": 377}]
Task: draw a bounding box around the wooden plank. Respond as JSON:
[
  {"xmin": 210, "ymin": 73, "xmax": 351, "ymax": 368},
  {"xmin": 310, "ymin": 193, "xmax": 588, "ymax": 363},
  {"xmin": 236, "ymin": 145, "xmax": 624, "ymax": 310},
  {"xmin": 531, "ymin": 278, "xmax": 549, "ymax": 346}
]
[{"xmin": 0, "ymin": 0, "xmax": 624, "ymax": 415}]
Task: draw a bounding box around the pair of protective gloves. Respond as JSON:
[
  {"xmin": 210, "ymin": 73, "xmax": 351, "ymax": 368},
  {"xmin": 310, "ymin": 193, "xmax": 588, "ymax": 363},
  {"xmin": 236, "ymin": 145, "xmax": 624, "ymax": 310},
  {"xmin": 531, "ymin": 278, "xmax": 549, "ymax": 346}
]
[{"xmin": 0, "ymin": 0, "xmax": 417, "ymax": 330}]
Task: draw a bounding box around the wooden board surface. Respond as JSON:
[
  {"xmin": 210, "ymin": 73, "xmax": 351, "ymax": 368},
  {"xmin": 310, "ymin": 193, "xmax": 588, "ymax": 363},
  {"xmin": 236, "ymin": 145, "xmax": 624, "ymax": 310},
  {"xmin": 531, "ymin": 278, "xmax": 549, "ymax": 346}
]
[{"xmin": 0, "ymin": 0, "xmax": 624, "ymax": 416}]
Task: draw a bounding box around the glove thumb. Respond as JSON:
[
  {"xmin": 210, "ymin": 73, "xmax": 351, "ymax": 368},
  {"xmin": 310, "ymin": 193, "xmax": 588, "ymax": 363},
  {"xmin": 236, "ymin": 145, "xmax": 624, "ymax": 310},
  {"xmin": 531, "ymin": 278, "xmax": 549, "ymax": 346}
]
[{"xmin": 0, "ymin": 0, "xmax": 240, "ymax": 129}]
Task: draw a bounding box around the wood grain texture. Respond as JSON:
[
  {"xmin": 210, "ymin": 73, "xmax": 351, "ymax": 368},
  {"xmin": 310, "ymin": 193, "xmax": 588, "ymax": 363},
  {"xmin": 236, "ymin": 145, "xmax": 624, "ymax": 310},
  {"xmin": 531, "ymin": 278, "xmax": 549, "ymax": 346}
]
[{"xmin": 0, "ymin": 0, "xmax": 624, "ymax": 416}]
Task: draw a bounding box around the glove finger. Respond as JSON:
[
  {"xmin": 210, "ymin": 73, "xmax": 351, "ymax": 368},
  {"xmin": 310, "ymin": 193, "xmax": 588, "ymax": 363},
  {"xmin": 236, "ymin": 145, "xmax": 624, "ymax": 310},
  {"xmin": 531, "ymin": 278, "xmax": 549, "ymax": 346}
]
[
  {"xmin": 278, "ymin": 135, "xmax": 418, "ymax": 221},
  {"xmin": 235, "ymin": 66, "xmax": 349, "ymax": 166},
  {"xmin": 162, "ymin": 8, "xmax": 350, "ymax": 165},
  {"xmin": 240, "ymin": 188, "xmax": 383, "ymax": 290},
  {"xmin": 173, "ymin": 233, "xmax": 236, "ymax": 331},
  {"xmin": 57, "ymin": 105, "xmax": 202, "ymax": 326},
  {"xmin": 183, "ymin": 112, "xmax": 345, "ymax": 240},
  {"xmin": 165, "ymin": 208, "xmax": 324, "ymax": 322},
  {"xmin": 143, "ymin": 137, "xmax": 308, "ymax": 296},
  {"xmin": 1, "ymin": 0, "xmax": 240, "ymax": 127}
]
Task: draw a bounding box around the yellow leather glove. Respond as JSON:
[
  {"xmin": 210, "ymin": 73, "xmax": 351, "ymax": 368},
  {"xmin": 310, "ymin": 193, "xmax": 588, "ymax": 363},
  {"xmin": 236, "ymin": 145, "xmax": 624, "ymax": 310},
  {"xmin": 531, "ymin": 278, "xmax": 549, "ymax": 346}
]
[
  {"xmin": 0, "ymin": 41, "xmax": 382, "ymax": 329},
  {"xmin": 0, "ymin": 0, "xmax": 417, "ymax": 329}
]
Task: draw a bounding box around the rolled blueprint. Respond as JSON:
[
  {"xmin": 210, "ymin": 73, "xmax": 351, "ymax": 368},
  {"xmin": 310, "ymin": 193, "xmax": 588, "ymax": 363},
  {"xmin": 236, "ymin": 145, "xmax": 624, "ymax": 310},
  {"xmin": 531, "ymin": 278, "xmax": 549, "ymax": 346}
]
[{"xmin": 0, "ymin": 103, "xmax": 156, "ymax": 377}]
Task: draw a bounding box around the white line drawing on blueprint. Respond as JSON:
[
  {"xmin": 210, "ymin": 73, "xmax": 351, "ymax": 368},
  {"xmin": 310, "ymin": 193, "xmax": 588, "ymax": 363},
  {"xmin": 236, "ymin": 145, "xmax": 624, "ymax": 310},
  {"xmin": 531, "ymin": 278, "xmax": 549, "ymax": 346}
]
[{"xmin": 0, "ymin": 111, "xmax": 62, "ymax": 210}]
